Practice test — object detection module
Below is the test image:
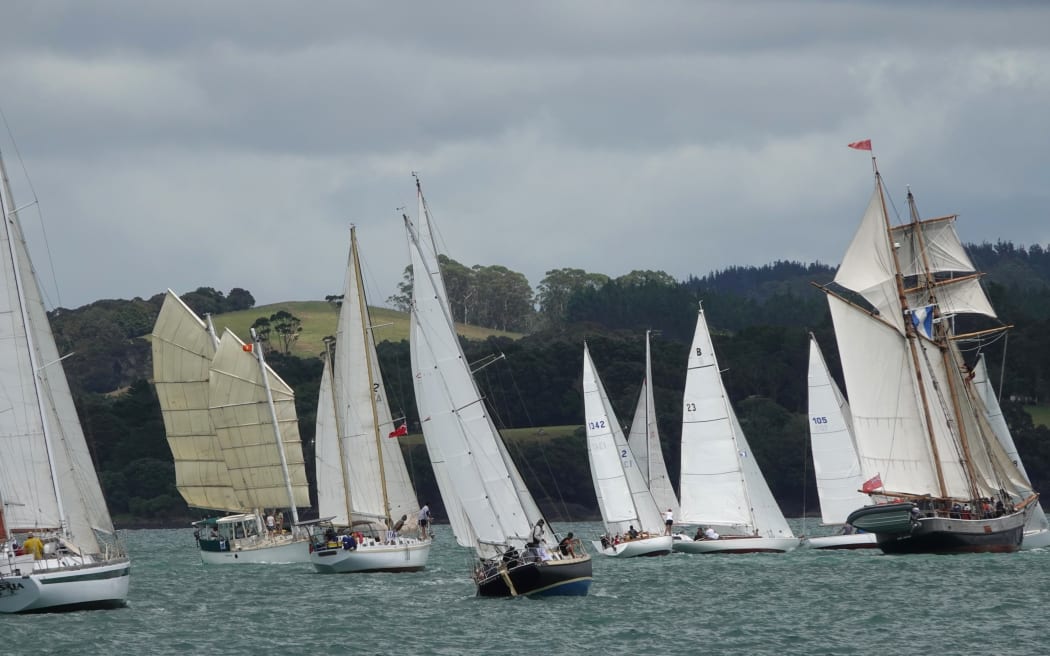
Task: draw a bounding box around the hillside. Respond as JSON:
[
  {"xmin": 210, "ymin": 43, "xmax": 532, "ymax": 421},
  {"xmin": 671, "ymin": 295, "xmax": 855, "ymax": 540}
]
[{"xmin": 211, "ymin": 301, "xmax": 524, "ymax": 357}]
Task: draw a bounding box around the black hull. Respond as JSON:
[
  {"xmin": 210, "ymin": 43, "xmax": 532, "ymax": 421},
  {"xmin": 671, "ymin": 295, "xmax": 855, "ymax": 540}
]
[
  {"xmin": 475, "ymin": 556, "xmax": 592, "ymax": 597},
  {"xmin": 876, "ymin": 513, "xmax": 1026, "ymax": 555}
]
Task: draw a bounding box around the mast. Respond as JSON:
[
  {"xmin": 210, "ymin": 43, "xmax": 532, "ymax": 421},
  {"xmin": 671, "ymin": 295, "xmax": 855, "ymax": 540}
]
[
  {"xmin": 251, "ymin": 328, "xmax": 301, "ymax": 526},
  {"xmin": 905, "ymin": 190, "xmax": 981, "ymax": 501},
  {"xmin": 351, "ymin": 225, "xmax": 392, "ymax": 522},
  {"xmin": 643, "ymin": 331, "xmax": 654, "ymax": 484},
  {"xmin": 0, "ymin": 151, "xmax": 68, "ymax": 536},
  {"xmin": 876, "ymin": 169, "xmax": 950, "ymax": 499},
  {"xmin": 323, "ymin": 336, "xmax": 355, "ymax": 523}
]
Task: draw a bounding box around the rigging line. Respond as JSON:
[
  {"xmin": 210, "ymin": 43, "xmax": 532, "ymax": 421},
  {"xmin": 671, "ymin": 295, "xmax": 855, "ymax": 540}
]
[
  {"xmin": 0, "ymin": 106, "xmax": 62, "ymax": 310},
  {"xmin": 997, "ymin": 332, "xmax": 1008, "ymax": 404}
]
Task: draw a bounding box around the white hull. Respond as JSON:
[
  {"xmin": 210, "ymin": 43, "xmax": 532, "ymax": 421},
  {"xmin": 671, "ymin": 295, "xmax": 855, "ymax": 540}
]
[
  {"xmin": 591, "ymin": 535, "xmax": 672, "ymax": 558},
  {"xmin": 1022, "ymin": 528, "xmax": 1050, "ymax": 549},
  {"xmin": 804, "ymin": 533, "xmax": 878, "ymax": 550},
  {"xmin": 311, "ymin": 539, "xmax": 431, "ymax": 573},
  {"xmin": 672, "ymin": 534, "xmax": 799, "ymax": 554},
  {"xmin": 198, "ymin": 536, "xmax": 311, "ymax": 564},
  {"xmin": 0, "ymin": 556, "xmax": 130, "ymax": 614}
]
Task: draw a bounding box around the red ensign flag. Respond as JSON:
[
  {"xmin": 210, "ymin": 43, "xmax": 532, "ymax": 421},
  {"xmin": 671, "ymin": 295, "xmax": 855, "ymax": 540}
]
[
  {"xmin": 848, "ymin": 139, "xmax": 873, "ymax": 151},
  {"xmin": 861, "ymin": 473, "xmax": 883, "ymax": 493},
  {"xmin": 388, "ymin": 424, "xmax": 408, "ymax": 438},
  {"xmin": 242, "ymin": 344, "xmax": 253, "ymax": 352}
]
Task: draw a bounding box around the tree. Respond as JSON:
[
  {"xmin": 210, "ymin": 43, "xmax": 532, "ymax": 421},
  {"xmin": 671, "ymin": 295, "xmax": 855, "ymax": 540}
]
[
  {"xmin": 536, "ymin": 268, "xmax": 610, "ymax": 329},
  {"xmin": 270, "ymin": 310, "xmax": 303, "ymax": 354},
  {"xmin": 226, "ymin": 288, "xmax": 255, "ymax": 311}
]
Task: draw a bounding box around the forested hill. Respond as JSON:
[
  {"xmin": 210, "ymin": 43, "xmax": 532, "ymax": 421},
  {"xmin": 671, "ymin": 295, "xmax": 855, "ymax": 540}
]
[{"xmin": 50, "ymin": 241, "xmax": 1050, "ymax": 526}]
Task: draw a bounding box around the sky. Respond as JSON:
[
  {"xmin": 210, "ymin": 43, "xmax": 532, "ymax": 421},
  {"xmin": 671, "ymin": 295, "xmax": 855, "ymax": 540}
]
[{"xmin": 1, "ymin": 1, "xmax": 1048, "ymax": 311}]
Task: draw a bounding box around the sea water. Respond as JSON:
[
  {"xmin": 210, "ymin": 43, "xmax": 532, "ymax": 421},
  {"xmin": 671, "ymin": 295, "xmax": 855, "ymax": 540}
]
[{"xmin": 0, "ymin": 521, "xmax": 1046, "ymax": 655}]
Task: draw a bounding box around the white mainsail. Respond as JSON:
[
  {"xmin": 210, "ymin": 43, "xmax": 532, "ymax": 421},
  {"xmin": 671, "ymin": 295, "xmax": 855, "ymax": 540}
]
[
  {"xmin": 807, "ymin": 335, "xmax": 869, "ymax": 525},
  {"xmin": 827, "ymin": 175, "xmax": 1035, "ymax": 507},
  {"xmin": 678, "ymin": 308, "xmax": 793, "ymax": 537},
  {"xmin": 0, "ymin": 157, "xmax": 113, "ymax": 554},
  {"xmin": 208, "ymin": 330, "xmax": 310, "ymax": 515},
  {"xmin": 583, "ymin": 343, "xmax": 665, "ymax": 536},
  {"xmin": 315, "ymin": 227, "xmax": 420, "ymax": 529},
  {"xmin": 406, "ymin": 215, "xmax": 538, "ymax": 559},
  {"xmin": 626, "ymin": 332, "xmax": 680, "ymax": 518},
  {"xmin": 151, "ymin": 290, "xmax": 241, "ymax": 512}
]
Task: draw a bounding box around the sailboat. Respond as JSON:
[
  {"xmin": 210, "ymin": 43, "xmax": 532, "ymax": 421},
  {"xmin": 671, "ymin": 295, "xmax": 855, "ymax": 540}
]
[
  {"xmin": 152, "ymin": 291, "xmax": 312, "ymax": 564},
  {"xmin": 675, "ymin": 307, "xmax": 798, "ymax": 554},
  {"xmin": 971, "ymin": 355, "xmax": 1049, "ymax": 548},
  {"xmin": 626, "ymin": 331, "xmax": 680, "ymax": 527},
  {"xmin": 309, "ymin": 226, "xmax": 431, "ymax": 573},
  {"xmin": 803, "ymin": 335, "xmax": 877, "ymax": 549},
  {"xmin": 0, "ymin": 145, "xmax": 130, "ymax": 613},
  {"xmin": 582, "ymin": 343, "xmax": 673, "ymax": 557},
  {"xmin": 406, "ymin": 176, "xmax": 592, "ymax": 596},
  {"xmin": 826, "ymin": 161, "xmax": 1038, "ymax": 554}
]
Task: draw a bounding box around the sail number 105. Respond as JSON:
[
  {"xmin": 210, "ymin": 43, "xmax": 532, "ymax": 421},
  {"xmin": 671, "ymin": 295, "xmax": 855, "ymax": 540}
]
[{"xmin": 811, "ymin": 416, "xmax": 828, "ymax": 425}]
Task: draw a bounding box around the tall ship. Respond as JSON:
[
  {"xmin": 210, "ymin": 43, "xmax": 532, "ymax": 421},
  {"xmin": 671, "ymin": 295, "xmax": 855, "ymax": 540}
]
[{"xmin": 823, "ymin": 157, "xmax": 1038, "ymax": 553}]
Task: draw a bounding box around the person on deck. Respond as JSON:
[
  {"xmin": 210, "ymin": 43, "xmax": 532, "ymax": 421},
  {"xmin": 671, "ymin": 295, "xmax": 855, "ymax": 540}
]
[
  {"xmin": 558, "ymin": 532, "xmax": 577, "ymax": 557},
  {"xmin": 627, "ymin": 525, "xmax": 639, "ymax": 540},
  {"xmin": 664, "ymin": 509, "xmax": 674, "ymax": 535},
  {"xmin": 703, "ymin": 527, "xmax": 719, "ymax": 540},
  {"xmin": 418, "ymin": 504, "xmax": 432, "ymax": 540},
  {"xmin": 22, "ymin": 533, "xmax": 45, "ymax": 560},
  {"xmin": 530, "ymin": 518, "xmax": 546, "ymax": 546}
]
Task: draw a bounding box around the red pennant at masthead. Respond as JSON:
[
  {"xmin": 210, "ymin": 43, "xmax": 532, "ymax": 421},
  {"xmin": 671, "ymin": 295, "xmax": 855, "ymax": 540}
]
[{"xmin": 848, "ymin": 139, "xmax": 873, "ymax": 151}]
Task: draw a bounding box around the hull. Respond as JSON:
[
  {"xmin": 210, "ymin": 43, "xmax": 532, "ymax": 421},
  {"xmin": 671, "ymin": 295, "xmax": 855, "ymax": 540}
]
[
  {"xmin": 198, "ymin": 535, "xmax": 311, "ymax": 564},
  {"xmin": 475, "ymin": 555, "xmax": 593, "ymax": 598},
  {"xmin": 804, "ymin": 533, "xmax": 879, "ymax": 550},
  {"xmin": 311, "ymin": 539, "xmax": 431, "ymax": 573},
  {"xmin": 591, "ymin": 535, "xmax": 672, "ymax": 558},
  {"xmin": 671, "ymin": 534, "xmax": 798, "ymax": 554},
  {"xmin": 0, "ymin": 557, "xmax": 130, "ymax": 614},
  {"xmin": 849, "ymin": 503, "xmax": 1028, "ymax": 554}
]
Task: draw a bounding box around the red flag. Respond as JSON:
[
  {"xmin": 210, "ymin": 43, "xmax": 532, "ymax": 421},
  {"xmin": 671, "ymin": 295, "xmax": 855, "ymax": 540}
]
[
  {"xmin": 242, "ymin": 343, "xmax": 253, "ymax": 352},
  {"xmin": 387, "ymin": 424, "xmax": 408, "ymax": 438},
  {"xmin": 848, "ymin": 139, "xmax": 872, "ymax": 151},
  {"xmin": 861, "ymin": 473, "xmax": 883, "ymax": 493}
]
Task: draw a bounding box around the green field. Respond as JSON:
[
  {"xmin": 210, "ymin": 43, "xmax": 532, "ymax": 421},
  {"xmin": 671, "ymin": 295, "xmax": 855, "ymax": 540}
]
[
  {"xmin": 211, "ymin": 301, "xmax": 522, "ymax": 357},
  {"xmin": 1025, "ymin": 405, "xmax": 1050, "ymax": 429}
]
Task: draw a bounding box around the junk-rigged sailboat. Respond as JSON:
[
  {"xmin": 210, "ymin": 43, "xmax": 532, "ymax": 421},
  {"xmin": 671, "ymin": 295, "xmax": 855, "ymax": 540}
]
[
  {"xmin": 309, "ymin": 226, "xmax": 431, "ymax": 573},
  {"xmin": 153, "ymin": 293, "xmax": 312, "ymax": 563},
  {"xmin": 826, "ymin": 161, "xmax": 1038, "ymax": 554},
  {"xmin": 583, "ymin": 343, "xmax": 673, "ymax": 557},
  {"xmin": 803, "ymin": 335, "xmax": 877, "ymax": 549},
  {"xmin": 971, "ymin": 355, "xmax": 1049, "ymax": 548},
  {"xmin": 675, "ymin": 307, "xmax": 798, "ymax": 554},
  {"xmin": 0, "ymin": 144, "xmax": 130, "ymax": 614},
  {"xmin": 626, "ymin": 331, "xmax": 680, "ymax": 527},
  {"xmin": 406, "ymin": 176, "xmax": 591, "ymax": 596}
]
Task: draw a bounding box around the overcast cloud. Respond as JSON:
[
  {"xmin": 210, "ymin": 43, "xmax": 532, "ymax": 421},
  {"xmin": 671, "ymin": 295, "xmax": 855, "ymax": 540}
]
[{"xmin": 1, "ymin": 1, "xmax": 1047, "ymax": 310}]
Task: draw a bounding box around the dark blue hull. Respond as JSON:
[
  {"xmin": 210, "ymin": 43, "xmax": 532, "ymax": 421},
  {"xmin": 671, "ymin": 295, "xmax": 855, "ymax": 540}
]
[{"xmin": 475, "ymin": 556, "xmax": 593, "ymax": 597}]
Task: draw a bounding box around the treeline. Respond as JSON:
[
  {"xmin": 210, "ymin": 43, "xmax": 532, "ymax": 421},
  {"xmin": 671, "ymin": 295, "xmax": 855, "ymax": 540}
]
[{"xmin": 51, "ymin": 242, "xmax": 1050, "ymax": 525}]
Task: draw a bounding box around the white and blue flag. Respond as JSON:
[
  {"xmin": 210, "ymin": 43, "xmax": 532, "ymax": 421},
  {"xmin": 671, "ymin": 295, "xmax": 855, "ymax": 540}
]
[{"xmin": 910, "ymin": 305, "xmax": 935, "ymax": 339}]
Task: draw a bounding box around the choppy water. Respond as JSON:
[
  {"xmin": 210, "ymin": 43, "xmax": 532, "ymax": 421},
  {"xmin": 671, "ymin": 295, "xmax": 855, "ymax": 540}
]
[{"xmin": 1, "ymin": 521, "xmax": 1047, "ymax": 655}]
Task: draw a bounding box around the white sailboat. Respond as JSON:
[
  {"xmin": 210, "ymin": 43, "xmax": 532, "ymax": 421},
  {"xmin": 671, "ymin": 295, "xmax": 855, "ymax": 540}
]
[
  {"xmin": 309, "ymin": 226, "xmax": 431, "ymax": 573},
  {"xmin": 803, "ymin": 335, "xmax": 877, "ymax": 549},
  {"xmin": 676, "ymin": 307, "xmax": 798, "ymax": 554},
  {"xmin": 406, "ymin": 176, "xmax": 591, "ymax": 596},
  {"xmin": 583, "ymin": 343, "xmax": 673, "ymax": 558},
  {"xmin": 626, "ymin": 331, "xmax": 680, "ymax": 526},
  {"xmin": 828, "ymin": 161, "xmax": 1037, "ymax": 553},
  {"xmin": 152, "ymin": 291, "xmax": 312, "ymax": 564},
  {"xmin": 972, "ymin": 355, "xmax": 1050, "ymax": 548},
  {"xmin": 0, "ymin": 145, "xmax": 130, "ymax": 613}
]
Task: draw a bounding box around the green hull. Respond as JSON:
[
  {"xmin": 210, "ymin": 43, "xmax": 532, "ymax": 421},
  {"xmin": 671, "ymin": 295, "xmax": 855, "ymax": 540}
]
[{"xmin": 847, "ymin": 503, "xmax": 916, "ymax": 535}]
